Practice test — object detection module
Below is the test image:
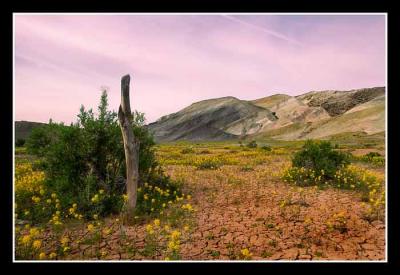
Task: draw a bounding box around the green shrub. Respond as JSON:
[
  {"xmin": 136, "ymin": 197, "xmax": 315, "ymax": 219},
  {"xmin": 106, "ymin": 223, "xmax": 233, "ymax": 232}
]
[
  {"xmin": 16, "ymin": 138, "xmax": 26, "ymax": 147},
  {"xmin": 365, "ymin": 152, "xmax": 381, "ymax": 159},
  {"xmin": 292, "ymin": 140, "xmax": 350, "ymax": 180},
  {"xmin": 26, "ymin": 122, "xmax": 62, "ymax": 156},
  {"xmin": 370, "ymin": 156, "xmax": 385, "ymax": 166},
  {"xmin": 246, "ymin": 140, "xmax": 258, "ymax": 148},
  {"xmin": 196, "ymin": 159, "xmax": 222, "ymax": 170},
  {"xmin": 25, "ymin": 90, "xmax": 171, "ymax": 218},
  {"xmin": 240, "ymin": 165, "xmax": 254, "ymax": 172},
  {"xmin": 362, "ymin": 152, "xmax": 385, "ymax": 167},
  {"xmin": 352, "ymin": 152, "xmax": 385, "ymax": 167},
  {"xmin": 181, "ymin": 147, "xmax": 195, "ymax": 154},
  {"xmin": 261, "ymin": 145, "xmax": 272, "ymax": 151}
]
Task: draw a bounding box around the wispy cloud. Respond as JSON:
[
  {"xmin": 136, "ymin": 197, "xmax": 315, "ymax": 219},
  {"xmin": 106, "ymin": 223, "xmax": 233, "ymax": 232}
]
[{"xmin": 221, "ymin": 15, "xmax": 304, "ymax": 47}]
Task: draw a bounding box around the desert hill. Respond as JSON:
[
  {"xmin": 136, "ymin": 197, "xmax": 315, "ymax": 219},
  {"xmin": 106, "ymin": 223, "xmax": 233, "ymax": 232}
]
[
  {"xmin": 15, "ymin": 87, "xmax": 385, "ymax": 143},
  {"xmin": 148, "ymin": 87, "xmax": 385, "ymax": 142}
]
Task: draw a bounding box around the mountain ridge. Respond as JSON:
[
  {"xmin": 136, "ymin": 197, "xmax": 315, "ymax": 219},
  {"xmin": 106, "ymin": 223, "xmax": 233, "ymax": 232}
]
[
  {"xmin": 148, "ymin": 86, "xmax": 385, "ymax": 142},
  {"xmin": 15, "ymin": 86, "xmax": 385, "ymax": 143}
]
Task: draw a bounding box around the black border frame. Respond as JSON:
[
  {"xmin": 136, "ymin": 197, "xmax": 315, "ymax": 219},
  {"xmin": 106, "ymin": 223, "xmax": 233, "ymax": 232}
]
[{"xmin": 1, "ymin": 0, "xmax": 399, "ymax": 273}]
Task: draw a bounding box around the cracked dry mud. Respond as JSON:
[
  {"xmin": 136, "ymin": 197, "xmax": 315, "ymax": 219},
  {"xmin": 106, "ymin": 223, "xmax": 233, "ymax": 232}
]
[
  {"xmin": 165, "ymin": 160, "xmax": 385, "ymax": 261},
  {"xmin": 66, "ymin": 155, "xmax": 384, "ymax": 261}
]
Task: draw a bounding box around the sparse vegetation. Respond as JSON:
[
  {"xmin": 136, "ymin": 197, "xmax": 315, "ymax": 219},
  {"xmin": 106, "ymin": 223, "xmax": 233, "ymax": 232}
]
[
  {"xmin": 291, "ymin": 140, "xmax": 350, "ymax": 179},
  {"xmin": 181, "ymin": 147, "xmax": 195, "ymax": 154},
  {"xmin": 246, "ymin": 140, "xmax": 258, "ymax": 148},
  {"xmin": 16, "ymin": 138, "xmax": 26, "ymax": 147},
  {"xmin": 16, "ymin": 136, "xmax": 385, "ymax": 260},
  {"xmin": 261, "ymin": 145, "xmax": 272, "ymax": 151},
  {"xmin": 353, "ymin": 152, "xmax": 385, "ymax": 167}
]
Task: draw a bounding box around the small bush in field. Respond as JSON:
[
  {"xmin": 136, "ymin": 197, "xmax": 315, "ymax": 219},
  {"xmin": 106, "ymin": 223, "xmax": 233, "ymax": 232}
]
[
  {"xmin": 240, "ymin": 165, "xmax": 254, "ymax": 172},
  {"xmin": 292, "ymin": 140, "xmax": 350, "ymax": 179},
  {"xmin": 246, "ymin": 140, "xmax": 258, "ymax": 148},
  {"xmin": 354, "ymin": 152, "xmax": 385, "ymax": 167},
  {"xmin": 282, "ymin": 140, "xmax": 385, "ymax": 221},
  {"xmin": 261, "ymin": 145, "xmax": 272, "ymax": 151},
  {"xmin": 364, "ymin": 152, "xmax": 381, "ymax": 158},
  {"xmin": 196, "ymin": 159, "xmax": 222, "ymax": 170},
  {"xmin": 181, "ymin": 147, "xmax": 195, "ymax": 154},
  {"xmin": 16, "ymin": 138, "xmax": 26, "ymax": 147}
]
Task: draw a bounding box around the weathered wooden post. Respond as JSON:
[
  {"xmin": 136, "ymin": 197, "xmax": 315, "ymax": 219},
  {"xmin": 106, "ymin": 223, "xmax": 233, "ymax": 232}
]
[{"xmin": 118, "ymin": 74, "xmax": 139, "ymax": 221}]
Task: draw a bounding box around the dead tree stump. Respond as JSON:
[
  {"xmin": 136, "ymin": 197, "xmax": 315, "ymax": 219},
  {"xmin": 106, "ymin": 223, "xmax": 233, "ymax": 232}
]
[{"xmin": 118, "ymin": 74, "xmax": 139, "ymax": 222}]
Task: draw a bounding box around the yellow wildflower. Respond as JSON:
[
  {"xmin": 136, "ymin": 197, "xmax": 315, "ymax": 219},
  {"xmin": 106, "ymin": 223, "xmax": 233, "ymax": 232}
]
[
  {"xmin": 170, "ymin": 230, "xmax": 181, "ymax": 240},
  {"xmin": 146, "ymin": 224, "xmax": 154, "ymax": 234},
  {"xmin": 20, "ymin": 235, "xmax": 31, "ymax": 245},
  {"xmin": 60, "ymin": 236, "xmax": 69, "ymax": 246},
  {"xmin": 32, "ymin": 240, "xmax": 41, "ymax": 249},
  {"xmin": 241, "ymin": 248, "xmax": 252, "ymax": 259},
  {"xmin": 30, "ymin": 227, "xmax": 40, "ymax": 237}
]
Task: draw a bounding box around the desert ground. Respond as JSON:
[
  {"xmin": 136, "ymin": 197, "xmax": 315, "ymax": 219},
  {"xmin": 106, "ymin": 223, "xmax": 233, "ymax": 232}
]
[{"xmin": 14, "ymin": 139, "xmax": 385, "ymax": 261}]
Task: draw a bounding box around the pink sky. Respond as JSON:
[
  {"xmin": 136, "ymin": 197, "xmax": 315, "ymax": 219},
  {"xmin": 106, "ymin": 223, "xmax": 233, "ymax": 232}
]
[{"xmin": 14, "ymin": 14, "xmax": 386, "ymax": 124}]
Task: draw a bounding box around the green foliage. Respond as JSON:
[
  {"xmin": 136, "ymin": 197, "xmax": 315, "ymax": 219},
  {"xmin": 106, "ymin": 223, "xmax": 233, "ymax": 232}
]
[
  {"xmin": 196, "ymin": 159, "xmax": 222, "ymax": 170},
  {"xmin": 240, "ymin": 165, "xmax": 254, "ymax": 172},
  {"xmin": 353, "ymin": 152, "xmax": 385, "ymax": 167},
  {"xmin": 261, "ymin": 145, "xmax": 272, "ymax": 151},
  {"xmin": 365, "ymin": 152, "xmax": 381, "ymax": 158},
  {"xmin": 16, "ymin": 138, "xmax": 26, "ymax": 147},
  {"xmin": 26, "ymin": 122, "xmax": 62, "ymax": 156},
  {"xmin": 292, "ymin": 140, "xmax": 350, "ymax": 180},
  {"xmin": 246, "ymin": 140, "xmax": 258, "ymax": 148},
  {"xmin": 181, "ymin": 147, "xmax": 195, "ymax": 154},
  {"xmin": 25, "ymin": 90, "xmax": 169, "ymax": 218}
]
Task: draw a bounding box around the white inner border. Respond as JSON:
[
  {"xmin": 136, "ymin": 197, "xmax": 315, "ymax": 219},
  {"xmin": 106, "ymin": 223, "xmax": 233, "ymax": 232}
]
[{"xmin": 12, "ymin": 12, "xmax": 388, "ymax": 263}]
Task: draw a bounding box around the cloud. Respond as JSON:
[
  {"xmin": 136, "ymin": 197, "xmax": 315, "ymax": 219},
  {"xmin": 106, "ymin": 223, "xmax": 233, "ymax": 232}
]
[{"xmin": 220, "ymin": 15, "xmax": 304, "ymax": 47}]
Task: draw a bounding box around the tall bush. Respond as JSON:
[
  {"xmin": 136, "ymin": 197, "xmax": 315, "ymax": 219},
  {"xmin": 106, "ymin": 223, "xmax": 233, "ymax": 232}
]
[{"xmin": 26, "ymin": 90, "xmax": 166, "ymax": 217}]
